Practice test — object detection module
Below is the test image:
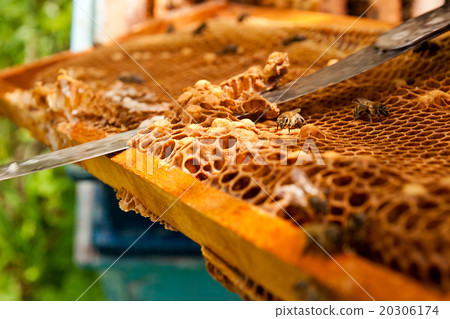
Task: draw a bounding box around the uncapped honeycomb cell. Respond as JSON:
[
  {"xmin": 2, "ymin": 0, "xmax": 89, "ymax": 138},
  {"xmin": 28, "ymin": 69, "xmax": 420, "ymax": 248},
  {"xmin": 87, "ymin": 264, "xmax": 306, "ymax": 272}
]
[
  {"xmin": 7, "ymin": 70, "xmax": 170, "ymax": 135},
  {"xmin": 360, "ymin": 178, "xmax": 450, "ymax": 292},
  {"xmin": 8, "ymin": 16, "xmax": 450, "ymax": 295}
]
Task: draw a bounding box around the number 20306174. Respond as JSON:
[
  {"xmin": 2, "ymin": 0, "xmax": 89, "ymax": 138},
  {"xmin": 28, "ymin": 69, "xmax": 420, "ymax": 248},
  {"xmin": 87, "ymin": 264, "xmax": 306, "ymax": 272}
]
[{"xmin": 379, "ymin": 305, "xmax": 439, "ymax": 316}]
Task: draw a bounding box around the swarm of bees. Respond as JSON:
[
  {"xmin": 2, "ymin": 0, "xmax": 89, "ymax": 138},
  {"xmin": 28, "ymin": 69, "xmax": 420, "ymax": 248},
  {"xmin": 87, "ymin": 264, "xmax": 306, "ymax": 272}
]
[
  {"xmin": 276, "ymin": 108, "xmax": 306, "ymax": 133},
  {"xmin": 353, "ymin": 98, "xmax": 389, "ymax": 123}
]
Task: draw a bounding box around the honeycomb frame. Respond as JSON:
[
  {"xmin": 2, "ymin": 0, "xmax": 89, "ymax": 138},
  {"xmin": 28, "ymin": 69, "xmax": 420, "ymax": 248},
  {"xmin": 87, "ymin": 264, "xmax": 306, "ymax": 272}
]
[{"xmin": 1, "ymin": 4, "xmax": 449, "ymax": 300}]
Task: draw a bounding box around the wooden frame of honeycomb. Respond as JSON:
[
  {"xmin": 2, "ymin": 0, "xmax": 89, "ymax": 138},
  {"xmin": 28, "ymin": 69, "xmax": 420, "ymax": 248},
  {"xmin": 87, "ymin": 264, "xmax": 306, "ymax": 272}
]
[{"xmin": 0, "ymin": 3, "xmax": 449, "ymax": 300}]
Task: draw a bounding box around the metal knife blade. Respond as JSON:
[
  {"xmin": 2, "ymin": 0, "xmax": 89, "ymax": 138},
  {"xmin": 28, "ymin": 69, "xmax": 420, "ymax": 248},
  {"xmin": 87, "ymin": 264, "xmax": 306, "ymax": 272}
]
[
  {"xmin": 0, "ymin": 128, "xmax": 139, "ymax": 181},
  {"xmin": 262, "ymin": 45, "xmax": 407, "ymax": 103},
  {"xmin": 262, "ymin": 4, "xmax": 450, "ymax": 104}
]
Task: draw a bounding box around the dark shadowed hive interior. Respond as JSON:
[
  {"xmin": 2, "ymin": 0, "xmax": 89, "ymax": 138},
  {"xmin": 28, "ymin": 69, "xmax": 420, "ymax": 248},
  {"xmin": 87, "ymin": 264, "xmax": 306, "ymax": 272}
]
[{"xmin": 6, "ymin": 15, "xmax": 450, "ymax": 299}]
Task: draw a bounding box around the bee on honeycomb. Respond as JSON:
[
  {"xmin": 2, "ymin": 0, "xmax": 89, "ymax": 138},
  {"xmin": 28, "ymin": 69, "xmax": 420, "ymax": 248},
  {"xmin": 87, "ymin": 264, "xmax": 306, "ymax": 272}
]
[
  {"xmin": 353, "ymin": 98, "xmax": 389, "ymax": 123},
  {"xmin": 276, "ymin": 108, "xmax": 306, "ymax": 132},
  {"xmin": 192, "ymin": 22, "xmax": 207, "ymax": 36},
  {"xmin": 302, "ymin": 223, "xmax": 344, "ymax": 256}
]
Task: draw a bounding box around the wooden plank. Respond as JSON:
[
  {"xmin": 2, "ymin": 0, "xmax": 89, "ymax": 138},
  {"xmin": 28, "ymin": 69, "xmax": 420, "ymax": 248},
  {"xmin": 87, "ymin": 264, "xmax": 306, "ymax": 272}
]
[{"xmin": 0, "ymin": 50, "xmax": 79, "ymax": 91}]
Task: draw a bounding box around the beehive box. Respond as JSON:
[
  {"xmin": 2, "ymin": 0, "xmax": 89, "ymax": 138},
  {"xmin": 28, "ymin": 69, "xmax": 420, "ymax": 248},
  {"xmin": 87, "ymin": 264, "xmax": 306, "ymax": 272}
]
[{"xmin": 0, "ymin": 3, "xmax": 449, "ymax": 300}]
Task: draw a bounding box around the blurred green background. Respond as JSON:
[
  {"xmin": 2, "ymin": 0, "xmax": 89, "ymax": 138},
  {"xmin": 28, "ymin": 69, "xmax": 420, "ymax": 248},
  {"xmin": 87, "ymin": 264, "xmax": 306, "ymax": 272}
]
[{"xmin": 0, "ymin": 0, "xmax": 104, "ymax": 300}]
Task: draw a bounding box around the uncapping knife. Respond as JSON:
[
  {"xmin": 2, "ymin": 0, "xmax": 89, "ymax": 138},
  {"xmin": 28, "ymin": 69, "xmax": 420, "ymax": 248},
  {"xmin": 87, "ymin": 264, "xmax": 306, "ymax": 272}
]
[
  {"xmin": 0, "ymin": 129, "xmax": 139, "ymax": 181},
  {"xmin": 262, "ymin": 2, "xmax": 450, "ymax": 103}
]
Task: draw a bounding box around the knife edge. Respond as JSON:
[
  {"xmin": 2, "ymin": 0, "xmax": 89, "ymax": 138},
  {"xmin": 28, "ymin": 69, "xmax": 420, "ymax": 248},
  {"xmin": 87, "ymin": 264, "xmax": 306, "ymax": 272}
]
[{"xmin": 0, "ymin": 128, "xmax": 139, "ymax": 181}]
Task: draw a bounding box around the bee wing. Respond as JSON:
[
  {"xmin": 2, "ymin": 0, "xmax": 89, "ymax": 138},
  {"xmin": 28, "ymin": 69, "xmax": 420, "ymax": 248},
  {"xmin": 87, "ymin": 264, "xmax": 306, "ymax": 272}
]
[
  {"xmin": 274, "ymin": 184, "xmax": 308, "ymax": 208},
  {"xmin": 292, "ymin": 108, "xmax": 302, "ymax": 114},
  {"xmin": 381, "ymin": 105, "xmax": 390, "ymax": 116},
  {"xmin": 292, "ymin": 168, "xmax": 319, "ymax": 196},
  {"xmin": 235, "ymin": 112, "xmax": 250, "ymax": 119},
  {"xmin": 357, "ymin": 98, "xmax": 368, "ymax": 104}
]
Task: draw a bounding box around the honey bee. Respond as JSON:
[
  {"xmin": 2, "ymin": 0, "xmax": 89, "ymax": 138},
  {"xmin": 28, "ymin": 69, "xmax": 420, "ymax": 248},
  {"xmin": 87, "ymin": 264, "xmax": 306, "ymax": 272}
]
[
  {"xmin": 293, "ymin": 279, "xmax": 325, "ymax": 301},
  {"xmin": 216, "ymin": 44, "xmax": 239, "ymax": 55},
  {"xmin": 273, "ymin": 168, "xmax": 328, "ymax": 222},
  {"xmin": 346, "ymin": 213, "xmax": 369, "ymax": 253},
  {"xmin": 353, "ymin": 98, "xmax": 389, "ymax": 123},
  {"xmin": 282, "ymin": 34, "xmax": 307, "ymax": 46},
  {"xmin": 237, "ymin": 12, "xmax": 249, "ymax": 23},
  {"xmin": 413, "ymin": 41, "xmax": 440, "ymax": 55},
  {"xmin": 166, "ymin": 24, "xmax": 175, "ymax": 34},
  {"xmin": 308, "ymin": 195, "xmax": 328, "ymax": 216},
  {"xmin": 276, "ymin": 108, "xmax": 306, "ymax": 132},
  {"xmin": 302, "ymin": 223, "xmax": 344, "ymax": 256},
  {"xmin": 117, "ymin": 73, "xmax": 145, "ymax": 84},
  {"xmin": 192, "ymin": 22, "xmax": 207, "ymax": 36}
]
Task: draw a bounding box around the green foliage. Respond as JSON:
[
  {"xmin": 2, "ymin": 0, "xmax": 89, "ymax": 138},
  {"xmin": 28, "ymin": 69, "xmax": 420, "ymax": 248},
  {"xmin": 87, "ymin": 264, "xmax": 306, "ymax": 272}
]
[
  {"xmin": 0, "ymin": 0, "xmax": 72, "ymax": 68},
  {"xmin": 0, "ymin": 1, "xmax": 104, "ymax": 300}
]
